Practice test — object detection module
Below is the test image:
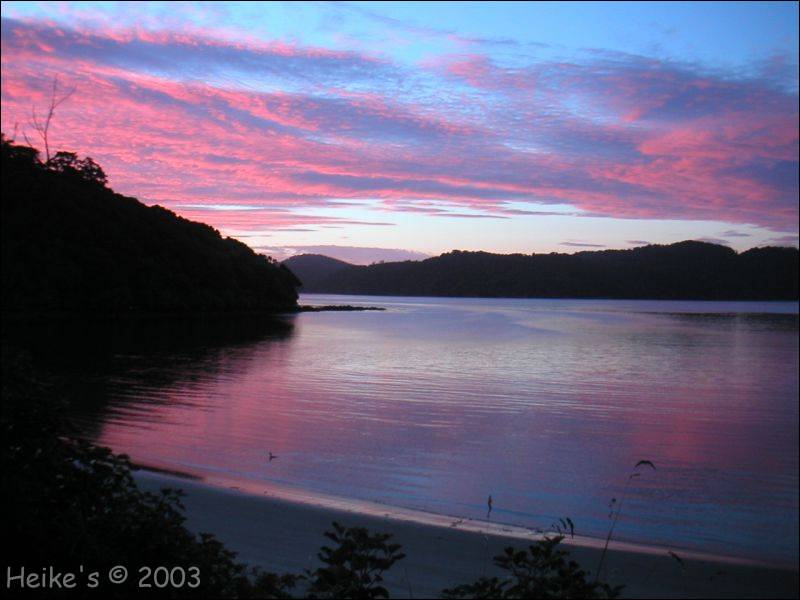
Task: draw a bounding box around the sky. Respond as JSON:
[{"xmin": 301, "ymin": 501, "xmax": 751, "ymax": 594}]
[{"xmin": 1, "ymin": 1, "xmax": 798, "ymax": 264}]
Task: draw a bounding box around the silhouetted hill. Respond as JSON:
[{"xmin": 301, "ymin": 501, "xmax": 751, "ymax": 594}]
[
  {"xmin": 297, "ymin": 242, "xmax": 798, "ymax": 300},
  {"xmin": 282, "ymin": 254, "xmax": 354, "ymax": 291},
  {"xmin": 1, "ymin": 136, "xmax": 300, "ymax": 314}
]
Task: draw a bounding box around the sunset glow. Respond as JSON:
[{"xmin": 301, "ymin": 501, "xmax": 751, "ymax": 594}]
[{"xmin": 1, "ymin": 1, "xmax": 797, "ymax": 263}]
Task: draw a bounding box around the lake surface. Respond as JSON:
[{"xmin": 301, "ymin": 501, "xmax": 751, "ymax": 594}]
[{"xmin": 18, "ymin": 296, "xmax": 799, "ymax": 564}]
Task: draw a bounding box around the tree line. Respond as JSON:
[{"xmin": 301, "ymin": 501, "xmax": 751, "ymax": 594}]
[
  {"xmin": 285, "ymin": 243, "xmax": 799, "ymax": 300},
  {"xmin": 1, "ymin": 134, "xmax": 300, "ymax": 314}
]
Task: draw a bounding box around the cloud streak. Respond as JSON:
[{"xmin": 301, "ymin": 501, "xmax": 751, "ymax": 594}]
[{"xmin": 1, "ymin": 16, "xmax": 797, "ymax": 237}]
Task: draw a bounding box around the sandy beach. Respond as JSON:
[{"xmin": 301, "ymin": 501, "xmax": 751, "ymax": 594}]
[{"xmin": 135, "ymin": 470, "xmax": 799, "ymax": 599}]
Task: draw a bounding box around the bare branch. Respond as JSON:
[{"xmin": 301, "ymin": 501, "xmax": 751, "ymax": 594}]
[
  {"xmin": 22, "ymin": 130, "xmax": 35, "ymax": 149},
  {"xmin": 28, "ymin": 76, "xmax": 77, "ymax": 162}
]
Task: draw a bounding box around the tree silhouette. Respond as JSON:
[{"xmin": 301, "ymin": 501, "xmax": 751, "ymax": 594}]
[
  {"xmin": 47, "ymin": 151, "xmax": 107, "ymax": 186},
  {"xmin": 285, "ymin": 243, "xmax": 799, "ymax": 300},
  {"xmin": 1, "ymin": 134, "xmax": 300, "ymax": 313},
  {"xmin": 0, "ymin": 132, "xmax": 40, "ymax": 165}
]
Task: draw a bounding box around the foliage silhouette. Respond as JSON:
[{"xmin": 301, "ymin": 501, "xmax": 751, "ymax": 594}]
[
  {"xmin": 441, "ymin": 536, "xmax": 622, "ymax": 599},
  {"xmin": 1, "ymin": 134, "xmax": 300, "ymax": 314},
  {"xmin": 305, "ymin": 522, "xmax": 406, "ymax": 599},
  {"xmin": 46, "ymin": 150, "xmax": 108, "ymax": 186},
  {"xmin": 284, "ymin": 243, "xmax": 798, "ymax": 300},
  {"xmin": 1, "ymin": 350, "xmax": 299, "ymax": 598}
]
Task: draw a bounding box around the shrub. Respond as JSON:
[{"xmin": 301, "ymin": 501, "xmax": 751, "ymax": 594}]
[
  {"xmin": 0, "ymin": 350, "xmax": 297, "ymax": 598},
  {"xmin": 305, "ymin": 522, "xmax": 406, "ymax": 599},
  {"xmin": 442, "ymin": 536, "xmax": 622, "ymax": 599}
]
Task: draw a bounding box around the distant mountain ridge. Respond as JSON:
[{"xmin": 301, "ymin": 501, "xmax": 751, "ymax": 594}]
[
  {"xmin": 2, "ymin": 136, "xmax": 300, "ymax": 314},
  {"xmin": 283, "ymin": 242, "xmax": 799, "ymax": 300},
  {"xmin": 281, "ymin": 254, "xmax": 353, "ymax": 292}
]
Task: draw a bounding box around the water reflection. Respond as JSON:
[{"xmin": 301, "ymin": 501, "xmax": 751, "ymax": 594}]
[
  {"xmin": 6, "ymin": 299, "xmax": 798, "ymax": 564},
  {"xmin": 3, "ymin": 315, "xmax": 295, "ymax": 436}
]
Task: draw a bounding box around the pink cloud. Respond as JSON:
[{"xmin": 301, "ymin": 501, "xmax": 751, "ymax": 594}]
[{"xmin": 1, "ymin": 18, "xmax": 797, "ymax": 237}]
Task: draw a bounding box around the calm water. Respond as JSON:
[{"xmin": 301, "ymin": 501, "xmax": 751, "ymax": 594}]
[{"xmin": 18, "ymin": 296, "xmax": 800, "ymax": 563}]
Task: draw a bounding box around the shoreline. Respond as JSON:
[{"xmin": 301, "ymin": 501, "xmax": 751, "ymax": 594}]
[
  {"xmin": 300, "ymin": 293, "xmax": 800, "ymax": 312},
  {"xmin": 133, "ymin": 462, "xmax": 787, "ymax": 570},
  {"xmin": 134, "ymin": 466, "xmax": 798, "ymax": 598},
  {"xmin": 298, "ymin": 291, "xmax": 800, "ymax": 304},
  {"xmin": 297, "ymin": 304, "xmax": 386, "ymax": 312},
  {"xmin": 0, "ymin": 304, "xmax": 385, "ymax": 322}
]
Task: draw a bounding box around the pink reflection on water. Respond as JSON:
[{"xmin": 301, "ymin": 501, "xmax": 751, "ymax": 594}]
[{"xmin": 93, "ymin": 299, "xmax": 798, "ymax": 562}]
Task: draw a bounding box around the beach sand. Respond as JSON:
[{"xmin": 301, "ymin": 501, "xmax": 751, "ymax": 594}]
[{"xmin": 135, "ymin": 470, "xmax": 798, "ymax": 599}]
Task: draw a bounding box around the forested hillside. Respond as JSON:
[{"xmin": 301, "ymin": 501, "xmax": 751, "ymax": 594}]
[
  {"xmin": 286, "ymin": 243, "xmax": 798, "ymax": 300},
  {"xmin": 1, "ymin": 135, "xmax": 299, "ymax": 314}
]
